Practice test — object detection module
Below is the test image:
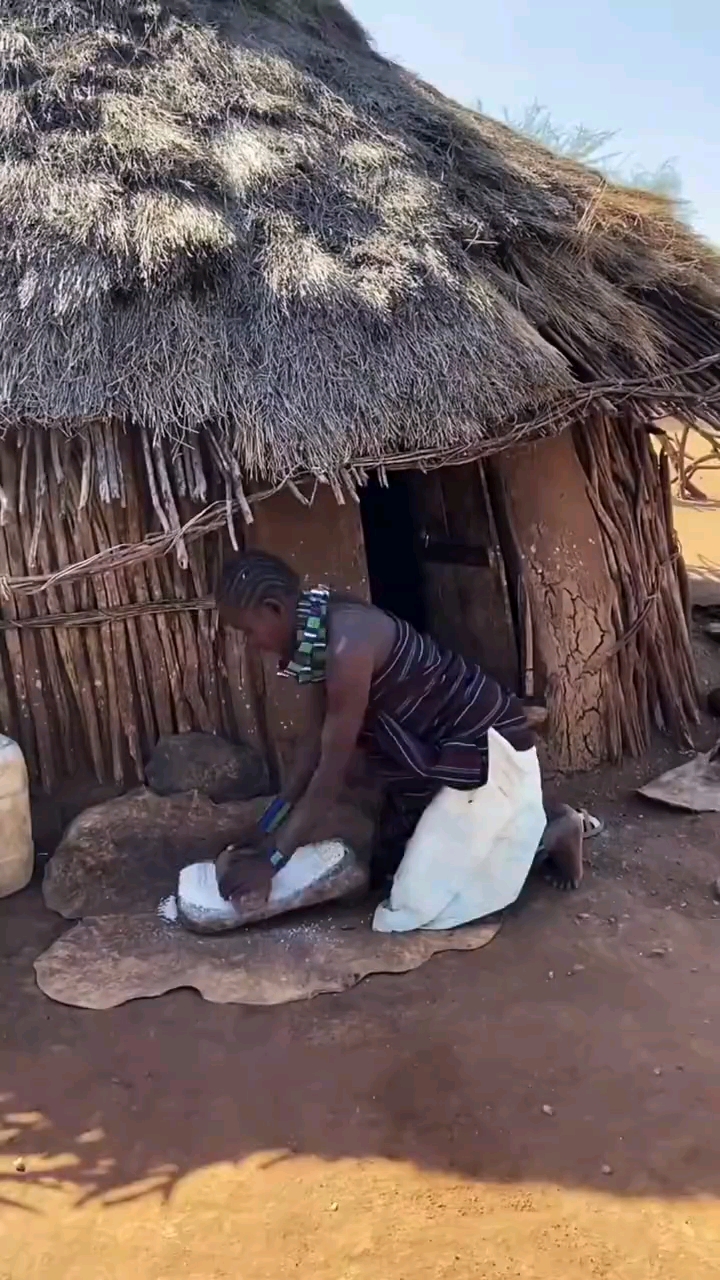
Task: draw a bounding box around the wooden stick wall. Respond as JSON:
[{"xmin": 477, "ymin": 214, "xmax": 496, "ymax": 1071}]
[
  {"xmin": 572, "ymin": 411, "xmax": 698, "ymax": 756},
  {"xmin": 0, "ymin": 428, "xmax": 265, "ymax": 791}
]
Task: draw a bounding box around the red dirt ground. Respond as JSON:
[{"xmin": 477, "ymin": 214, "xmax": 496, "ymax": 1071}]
[{"xmin": 1, "ymin": 741, "xmax": 720, "ymax": 1280}]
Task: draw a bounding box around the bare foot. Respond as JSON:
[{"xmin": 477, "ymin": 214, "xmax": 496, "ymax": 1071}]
[{"xmin": 540, "ymin": 805, "xmax": 584, "ymax": 890}]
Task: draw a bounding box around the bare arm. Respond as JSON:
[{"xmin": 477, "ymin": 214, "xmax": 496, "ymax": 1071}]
[
  {"xmin": 279, "ymin": 682, "xmax": 325, "ymax": 807},
  {"xmin": 271, "ymin": 639, "xmax": 374, "ymax": 859},
  {"xmin": 216, "ymin": 609, "xmax": 381, "ymax": 902},
  {"xmin": 220, "ymin": 682, "xmax": 324, "ymax": 858}
]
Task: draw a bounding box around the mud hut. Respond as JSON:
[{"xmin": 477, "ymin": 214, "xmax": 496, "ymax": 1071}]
[{"xmin": 1, "ymin": 0, "xmax": 719, "ymax": 794}]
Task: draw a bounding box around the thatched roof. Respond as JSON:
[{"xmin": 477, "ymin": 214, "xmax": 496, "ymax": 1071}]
[{"xmin": 1, "ymin": 0, "xmax": 719, "ymax": 482}]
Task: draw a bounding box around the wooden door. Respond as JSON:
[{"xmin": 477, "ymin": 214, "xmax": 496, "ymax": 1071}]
[{"xmin": 407, "ymin": 464, "xmax": 519, "ymax": 690}]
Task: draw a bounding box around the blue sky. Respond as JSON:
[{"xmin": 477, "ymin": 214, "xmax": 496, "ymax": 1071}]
[{"xmin": 347, "ymin": 0, "xmax": 720, "ymax": 244}]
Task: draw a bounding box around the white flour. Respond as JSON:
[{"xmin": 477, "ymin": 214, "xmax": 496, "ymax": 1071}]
[
  {"xmin": 272, "ymin": 841, "xmax": 346, "ymax": 899},
  {"xmin": 165, "ymin": 841, "xmax": 348, "ymax": 930},
  {"xmin": 178, "ymin": 860, "xmax": 230, "ymax": 915},
  {"xmin": 157, "ymin": 894, "xmax": 178, "ymax": 923}
]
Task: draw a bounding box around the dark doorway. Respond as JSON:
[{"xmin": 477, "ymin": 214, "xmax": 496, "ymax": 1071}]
[
  {"xmin": 359, "ymin": 472, "xmax": 427, "ymax": 633},
  {"xmin": 360, "ymin": 464, "xmax": 520, "ymax": 691}
]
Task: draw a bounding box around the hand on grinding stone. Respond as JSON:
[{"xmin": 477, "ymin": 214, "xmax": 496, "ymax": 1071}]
[{"xmin": 216, "ymin": 845, "xmax": 274, "ymax": 903}]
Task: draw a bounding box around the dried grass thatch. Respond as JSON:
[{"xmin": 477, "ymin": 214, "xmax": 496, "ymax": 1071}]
[{"xmin": 1, "ymin": 0, "xmax": 719, "ymax": 484}]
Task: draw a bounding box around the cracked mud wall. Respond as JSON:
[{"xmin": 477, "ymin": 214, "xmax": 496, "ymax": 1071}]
[
  {"xmin": 493, "ymin": 418, "xmax": 698, "ymax": 771},
  {"xmin": 494, "ymin": 430, "xmax": 618, "ymax": 770}
]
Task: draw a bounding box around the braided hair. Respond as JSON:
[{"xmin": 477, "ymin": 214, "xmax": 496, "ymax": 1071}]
[{"xmin": 217, "ymin": 551, "xmax": 300, "ymax": 610}]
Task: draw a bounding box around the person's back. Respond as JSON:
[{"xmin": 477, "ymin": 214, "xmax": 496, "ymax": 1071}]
[
  {"xmin": 360, "ymin": 610, "xmax": 533, "ymax": 789},
  {"xmin": 363, "ymin": 609, "xmax": 532, "ymax": 768}
]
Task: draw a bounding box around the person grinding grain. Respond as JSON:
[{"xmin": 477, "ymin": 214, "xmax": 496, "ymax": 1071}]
[{"xmin": 215, "ymin": 550, "xmax": 586, "ymax": 931}]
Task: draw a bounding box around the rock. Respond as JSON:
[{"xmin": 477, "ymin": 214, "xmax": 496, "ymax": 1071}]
[
  {"xmin": 146, "ymin": 733, "xmax": 268, "ymax": 803},
  {"xmin": 541, "ymin": 1104, "xmax": 555, "ymax": 1116},
  {"xmin": 31, "ymin": 780, "xmax": 124, "ymax": 854},
  {"xmin": 601, "ymin": 1164, "xmax": 613, "ymax": 1176},
  {"xmin": 43, "ymin": 789, "xmax": 270, "ymax": 919},
  {"xmin": 43, "ymin": 788, "xmax": 376, "ymax": 921},
  {"xmin": 713, "ymin": 877, "xmax": 720, "ymax": 901}
]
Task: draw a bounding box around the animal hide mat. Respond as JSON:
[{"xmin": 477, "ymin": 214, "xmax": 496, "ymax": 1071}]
[
  {"xmin": 34, "ymin": 905, "xmax": 501, "ymax": 1010},
  {"xmin": 638, "ymin": 739, "xmax": 720, "ymax": 812}
]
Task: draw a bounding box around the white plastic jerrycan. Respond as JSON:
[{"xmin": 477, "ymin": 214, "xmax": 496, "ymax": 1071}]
[{"xmin": 0, "ymin": 735, "xmax": 33, "ymax": 897}]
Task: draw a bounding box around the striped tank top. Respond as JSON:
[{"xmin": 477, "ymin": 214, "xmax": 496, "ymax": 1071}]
[{"xmin": 361, "ymin": 615, "xmax": 533, "ymax": 790}]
